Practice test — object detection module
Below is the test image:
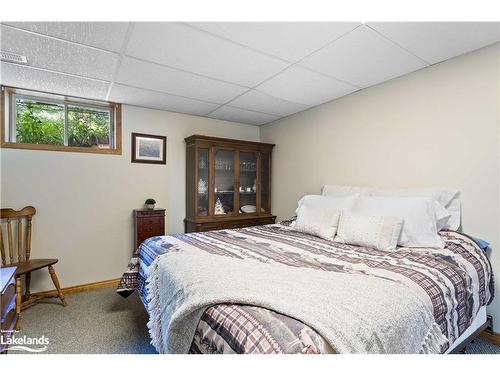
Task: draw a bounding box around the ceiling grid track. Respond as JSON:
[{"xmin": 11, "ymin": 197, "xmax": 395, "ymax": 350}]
[
  {"xmin": 1, "ymin": 22, "xmax": 498, "ymax": 125},
  {"xmin": 204, "ymin": 24, "xmax": 365, "ymax": 117},
  {"xmin": 106, "ymin": 22, "xmax": 135, "ymax": 101}
]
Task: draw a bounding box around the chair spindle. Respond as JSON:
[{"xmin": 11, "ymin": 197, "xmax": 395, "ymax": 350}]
[
  {"xmin": 0, "ymin": 226, "xmax": 5, "ymax": 266},
  {"xmin": 17, "ymin": 218, "xmax": 22, "ymax": 262},
  {"xmin": 7, "ymin": 219, "xmax": 13, "ymax": 264},
  {"xmin": 26, "ymin": 216, "xmax": 32, "ymax": 261}
]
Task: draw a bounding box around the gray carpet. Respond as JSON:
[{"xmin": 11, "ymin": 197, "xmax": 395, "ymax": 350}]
[
  {"xmin": 15, "ymin": 287, "xmax": 156, "ymax": 354},
  {"xmin": 13, "ymin": 287, "xmax": 500, "ymax": 354}
]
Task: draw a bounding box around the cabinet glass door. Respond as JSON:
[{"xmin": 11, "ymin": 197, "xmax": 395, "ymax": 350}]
[
  {"xmin": 197, "ymin": 148, "xmax": 209, "ymax": 216},
  {"xmin": 260, "ymin": 152, "xmax": 270, "ymax": 213},
  {"xmin": 239, "ymin": 151, "xmax": 257, "ymax": 214},
  {"xmin": 214, "ymin": 149, "xmax": 235, "ymax": 215}
]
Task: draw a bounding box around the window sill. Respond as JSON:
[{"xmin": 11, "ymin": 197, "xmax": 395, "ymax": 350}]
[{"xmin": 0, "ymin": 142, "xmax": 122, "ymax": 155}]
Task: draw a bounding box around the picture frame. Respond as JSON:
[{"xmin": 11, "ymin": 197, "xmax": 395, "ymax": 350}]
[{"xmin": 131, "ymin": 132, "xmax": 167, "ymax": 164}]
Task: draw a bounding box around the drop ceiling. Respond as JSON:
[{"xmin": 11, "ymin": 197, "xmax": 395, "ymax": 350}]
[{"xmin": 1, "ymin": 22, "xmax": 499, "ymax": 126}]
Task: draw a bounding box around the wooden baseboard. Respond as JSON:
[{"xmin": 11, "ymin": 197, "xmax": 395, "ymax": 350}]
[
  {"xmin": 33, "ymin": 278, "xmax": 120, "ymax": 299},
  {"xmin": 480, "ymin": 331, "xmax": 500, "ymax": 346}
]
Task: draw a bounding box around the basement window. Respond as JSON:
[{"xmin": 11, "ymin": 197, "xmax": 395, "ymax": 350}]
[{"xmin": 0, "ymin": 86, "xmax": 121, "ymax": 154}]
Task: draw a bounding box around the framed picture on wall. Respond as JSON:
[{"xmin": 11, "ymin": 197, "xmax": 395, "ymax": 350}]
[{"xmin": 131, "ymin": 133, "xmax": 167, "ymax": 164}]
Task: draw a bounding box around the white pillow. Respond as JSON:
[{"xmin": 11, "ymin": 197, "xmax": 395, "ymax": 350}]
[
  {"xmin": 294, "ymin": 204, "xmax": 341, "ymax": 240},
  {"xmin": 371, "ymin": 187, "xmax": 459, "ymax": 231},
  {"xmin": 321, "ymin": 185, "xmax": 374, "ymax": 197},
  {"xmin": 335, "ymin": 212, "xmax": 404, "ymax": 251},
  {"xmin": 295, "ymin": 194, "xmax": 359, "ymax": 215},
  {"xmin": 353, "ymin": 196, "xmax": 445, "ymax": 248},
  {"xmin": 372, "ymin": 187, "xmax": 457, "ymax": 206},
  {"xmin": 293, "ymin": 194, "xmax": 359, "ymax": 240},
  {"xmin": 446, "ymin": 196, "xmax": 461, "ymax": 231}
]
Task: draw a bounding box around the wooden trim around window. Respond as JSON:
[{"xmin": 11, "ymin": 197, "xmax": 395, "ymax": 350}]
[
  {"xmin": 0, "ymin": 86, "xmax": 122, "ymax": 155},
  {"xmin": 0, "ymin": 87, "xmax": 5, "ymax": 147},
  {"xmin": 115, "ymin": 103, "xmax": 122, "ymax": 155},
  {"xmin": 0, "ymin": 142, "xmax": 122, "ymax": 155}
]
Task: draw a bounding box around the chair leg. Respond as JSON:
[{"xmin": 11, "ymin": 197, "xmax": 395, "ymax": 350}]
[
  {"xmin": 48, "ymin": 266, "xmax": 67, "ymax": 307},
  {"xmin": 15, "ymin": 276, "xmax": 21, "ymax": 330},
  {"xmin": 25, "ymin": 272, "xmax": 31, "ymax": 301}
]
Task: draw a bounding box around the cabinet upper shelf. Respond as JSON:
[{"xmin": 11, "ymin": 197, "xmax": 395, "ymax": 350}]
[{"xmin": 185, "ymin": 135, "xmax": 274, "ymax": 225}]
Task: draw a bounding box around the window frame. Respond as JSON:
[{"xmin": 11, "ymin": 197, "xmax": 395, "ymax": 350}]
[{"xmin": 0, "ymin": 86, "xmax": 122, "ymax": 155}]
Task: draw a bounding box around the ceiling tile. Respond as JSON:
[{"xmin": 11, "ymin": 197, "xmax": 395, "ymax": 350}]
[
  {"xmin": 208, "ymin": 106, "xmax": 279, "ymax": 126},
  {"xmin": 299, "ymin": 25, "xmax": 428, "ymax": 87},
  {"xmin": 0, "ymin": 63, "xmax": 109, "ymax": 100},
  {"xmin": 0, "ymin": 25, "xmax": 119, "ymax": 81},
  {"xmin": 116, "ymin": 57, "xmax": 247, "ymax": 104},
  {"xmin": 368, "ymin": 22, "xmax": 500, "ymax": 64},
  {"xmin": 109, "ymin": 84, "xmax": 219, "ymax": 115},
  {"xmin": 126, "ymin": 22, "xmax": 289, "ymax": 87},
  {"xmin": 3, "ymin": 22, "xmax": 130, "ymax": 52},
  {"xmin": 256, "ymin": 66, "xmax": 358, "ymax": 106},
  {"xmin": 228, "ymin": 90, "xmax": 309, "ymax": 116},
  {"xmin": 188, "ymin": 22, "xmax": 360, "ymax": 62}
]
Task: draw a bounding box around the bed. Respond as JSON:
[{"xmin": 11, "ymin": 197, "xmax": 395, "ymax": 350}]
[{"xmin": 117, "ymin": 223, "xmax": 494, "ymax": 354}]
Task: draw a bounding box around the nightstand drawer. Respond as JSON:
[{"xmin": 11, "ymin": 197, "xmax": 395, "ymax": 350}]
[
  {"xmin": 139, "ymin": 217, "xmax": 164, "ymax": 226},
  {"xmin": 137, "ymin": 218, "xmax": 164, "ymax": 233}
]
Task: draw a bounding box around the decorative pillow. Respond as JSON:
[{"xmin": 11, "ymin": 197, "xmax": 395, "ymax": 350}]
[
  {"xmin": 294, "ymin": 204, "xmax": 341, "ymax": 240},
  {"xmin": 321, "ymin": 185, "xmax": 374, "ymax": 197},
  {"xmin": 293, "ymin": 194, "xmax": 359, "ymax": 240},
  {"xmin": 335, "ymin": 212, "xmax": 404, "ymax": 251},
  {"xmin": 352, "ymin": 196, "xmax": 445, "ymax": 248}
]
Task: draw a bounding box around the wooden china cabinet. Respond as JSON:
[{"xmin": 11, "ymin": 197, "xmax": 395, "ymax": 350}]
[{"xmin": 184, "ymin": 135, "xmax": 276, "ymax": 233}]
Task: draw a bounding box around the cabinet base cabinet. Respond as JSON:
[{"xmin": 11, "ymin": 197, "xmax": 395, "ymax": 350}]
[{"xmin": 185, "ymin": 215, "xmax": 276, "ymax": 233}]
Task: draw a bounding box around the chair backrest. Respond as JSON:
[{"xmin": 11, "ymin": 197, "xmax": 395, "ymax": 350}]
[{"xmin": 0, "ymin": 206, "xmax": 36, "ymax": 266}]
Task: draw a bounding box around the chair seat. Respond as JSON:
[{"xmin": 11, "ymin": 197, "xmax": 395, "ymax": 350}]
[{"xmin": 4, "ymin": 259, "xmax": 59, "ymax": 275}]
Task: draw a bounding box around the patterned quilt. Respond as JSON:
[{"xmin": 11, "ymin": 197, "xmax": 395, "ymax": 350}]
[{"xmin": 117, "ymin": 224, "xmax": 494, "ymax": 354}]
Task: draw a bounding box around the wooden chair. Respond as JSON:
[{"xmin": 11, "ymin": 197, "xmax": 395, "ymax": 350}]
[{"xmin": 0, "ymin": 206, "xmax": 67, "ymax": 329}]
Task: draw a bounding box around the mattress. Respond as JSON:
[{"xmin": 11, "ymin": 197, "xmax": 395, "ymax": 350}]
[{"xmin": 117, "ymin": 224, "xmax": 494, "ymax": 354}]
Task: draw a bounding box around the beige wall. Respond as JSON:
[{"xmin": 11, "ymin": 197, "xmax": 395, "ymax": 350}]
[
  {"xmin": 261, "ymin": 44, "xmax": 500, "ymax": 326},
  {"xmin": 0, "ymin": 105, "xmax": 259, "ymax": 291}
]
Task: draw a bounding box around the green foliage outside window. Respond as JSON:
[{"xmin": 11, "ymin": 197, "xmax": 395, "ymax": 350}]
[
  {"xmin": 68, "ymin": 106, "xmax": 110, "ymax": 147},
  {"xmin": 16, "ymin": 100, "xmax": 64, "ymax": 145},
  {"xmin": 15, "ymin": 98, "xmax": 111, "ymax": 148}
]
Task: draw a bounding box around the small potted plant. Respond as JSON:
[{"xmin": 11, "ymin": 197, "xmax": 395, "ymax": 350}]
[{"xmin": 144, "ymin": 198, "xmax": 156, "ymax": 210}]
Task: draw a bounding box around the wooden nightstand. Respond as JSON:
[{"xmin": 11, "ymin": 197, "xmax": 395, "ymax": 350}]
[
  {"xmin": 134, "ymin": 209, "xmax": 166, "ymax": 250},
  {"xmin": 1, "ymin": 267, "xmax": 18, "ymax": 354}
]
